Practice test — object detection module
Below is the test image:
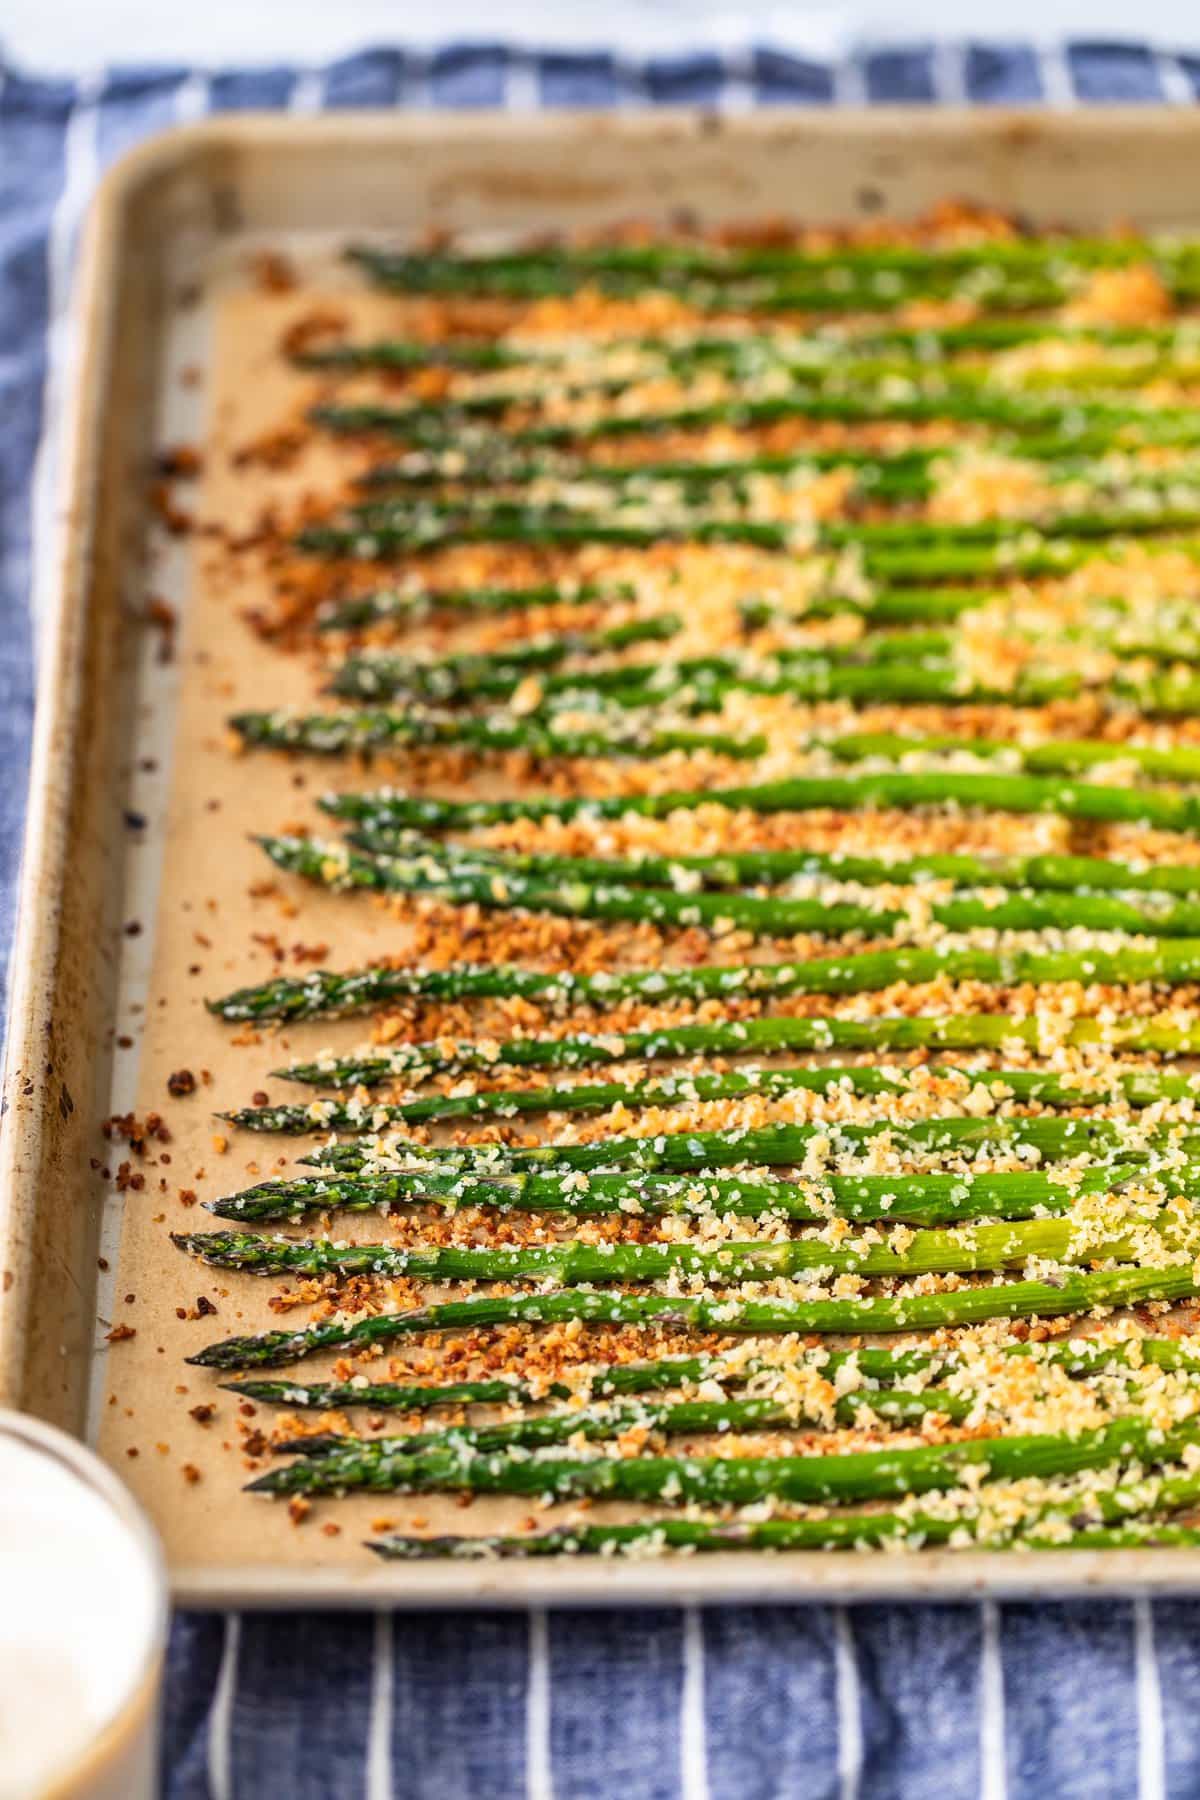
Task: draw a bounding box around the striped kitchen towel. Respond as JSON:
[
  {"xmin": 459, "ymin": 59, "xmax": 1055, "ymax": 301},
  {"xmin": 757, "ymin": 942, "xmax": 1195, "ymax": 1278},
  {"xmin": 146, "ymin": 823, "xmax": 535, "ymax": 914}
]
[{"xmin": 5, "ymin": 38, "xmax": 1200, "ymax": 1800}]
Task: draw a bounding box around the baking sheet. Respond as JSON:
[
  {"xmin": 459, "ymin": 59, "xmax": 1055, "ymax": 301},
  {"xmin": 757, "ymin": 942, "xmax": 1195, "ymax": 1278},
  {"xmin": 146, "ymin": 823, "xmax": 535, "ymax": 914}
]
[{"xmin": 12, "ymin": 111, "xmax": 1200, "ymax": 1604}]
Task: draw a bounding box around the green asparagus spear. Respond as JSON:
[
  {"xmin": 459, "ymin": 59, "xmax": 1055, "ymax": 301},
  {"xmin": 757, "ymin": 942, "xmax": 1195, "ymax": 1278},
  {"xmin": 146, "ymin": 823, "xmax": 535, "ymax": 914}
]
[
  {"xmin": 175, "ymin": 1210, "xmax": 1185, "ymax": 1287},
  {"xmin": 315, "ymin": 578, "xmax": 990, "ymax": 635},
  {"xmin": 206, "ymin": 938, "xmax": 1200, "ymax": 1020},
  {"xmin": 204, "ymin": 1163, "xmax": 1189, "ymax": 1227},
  {"xmin": 231, "ymin": 710, "xmax": 762, "ymax": 761},
  {"xmin": 246, "ymin": 1057, "xmax": 1200, "ymax": 1123},
  {"xmin": 222, "ymin": 1342, "xmax": 942, "ymax": 1411},
  {"xmin": 304, "ymin": 1115, "xmax": 1200, "ymax": 1181},
  {"xmin": 268, "ymin": 1010, "xmax": 1200, "ymax": 1074},
  {"xmin": 357, "ymin": 442, "xmax": 942, "ymax": 498},
  {"xmin": 367, "ymin": 1515, "xmax": 1200, "ymax": 1558},
  {"xmin": 342, "ymin": 248, "xmax": 1071, "ymax": 312},
  {"xmin": 328, "ymin": 615, "xmax": 681, "ymax": 700},
  {"xmin": 220, "ymin": 1334, "xmax": 1200, "ymax": 1413},
  {"xmin": 345, "ymin": 235, "xmax": 1200, "ymax": 289},
  {"xmin": 390, "ymin": 641, "xmax": 1200, "ymax": 716},
  {"xmin": 308, "ymin": 318, "xmax": 1200, "ymax": 382},
  {"xmin": 342, "ymin": 835, "xmax": 1200, "ymax": 901},
  {"xmin": 367, "ymin": 1412, "xmax": 1200, "ymax": 1550},
  {"xmin": 308, "ymin": 386, "xmax": 1200, "ymax": 453},
  {"xmin": 253, "ymin": 837, "xmax": 1200, "ymax": 943},
  {"xmin": 297, "ymin": 497, "xmax": 1200, "ymax": 563},
  {"xmin": 248, "ymin": 1414, "xmax": 1200, "ymax": 1503},
  {"xmin": 253, "ymin": 834, "xmax": 906, "ymax": 934},
  {"xmin": 186, "ymin": 1266, "xmax": 1200, "ymax": 1369},
  {"xmin": 274, "ymin": 1382, "xmax": 965, "ymax": 1459},
  {"xmin": 224, "ymin": 1059, "xmax": 1200, "ymax": 1136},
  {"xmin": 326, "ymin": 623, "xmax": 953, "ymax": 705},
  {"xmin": 317, "ymin": 765, "xmax": 1200, "ymax": 835},
  {"xmin": 317, "ymin": 581, "xmax": 635, "ymax": 630}
]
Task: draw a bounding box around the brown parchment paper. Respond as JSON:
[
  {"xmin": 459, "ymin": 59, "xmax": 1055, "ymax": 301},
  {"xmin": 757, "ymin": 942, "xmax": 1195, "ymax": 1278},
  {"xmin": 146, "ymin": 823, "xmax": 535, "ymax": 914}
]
[{"xmin": 95, "ymin": 281, "xmax": 598, "ymax": 1575}]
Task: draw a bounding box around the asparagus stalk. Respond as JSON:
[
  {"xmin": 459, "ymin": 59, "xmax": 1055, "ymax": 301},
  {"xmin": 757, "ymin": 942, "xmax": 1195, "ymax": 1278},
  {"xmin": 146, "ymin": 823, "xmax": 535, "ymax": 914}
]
[
  {"xmin": 327, "ymin": 624, "xmax": 1200, "ymax": 712},
  {"xmin": 343, "ymin": 834, "xmax": 1200, "ymax": 902},
  {"xmin": 297, "ymin": 498, "xmax": 1200, "ymax": 564},
  {"xmin": 584, "ymin": 661, "xmax": 1182, "ymax": 716},
  {"xmin": 289, "ymin": 664, "xmax": 1074, "ymax": 722},
  {"xmin": 254, "ymin": 832, "xmax": 909, "ymax": 935},
  {"xmin": 298, "ymin": 335, "xmax": 522, "ymax": 372},
  {"xmin": 860, "ymin": 529, "xmax": 1200, "ymax": 583},
  {"xmin": 235, "ymin": 1065, "xmax": 931, "ymax": 1130},
  {"xmin": 269, "ymin": 1009, "xmax": 1200, "ymax": 1074},
  {"xmin": 204, "ymin": 1163, "xmax": 1181, "ymax": 1227},
  {"xmin": 332, "ymin": 834, "xmax": 967, "ymax": 891},
  {"xmin": 819, "ymin": 733, "xmax": 1200, "ymax": 794},
  {"xmin": 359, "ymin": 448, "xmax": 1200, "ymax": 539},
  {"xmin": 264, "ymin": 1051, "xmax": 1200, "ymax": 1108},
  {"xmin": 764, "ymin": 587, "xmax": 1001, "ymax": 626},
  {"xmin": 304, "ymin": 1115, "xmax": 1196, "ymax": 1179},
  {"xmin": 830, "ymin": 729, "xmax": 1200, "ymax": 782},
  {"xmin": 223, "ymin": 1342, "xmax": 942, "ymax": 1411},
  {"xmin": 358, "ymin": 443, "xmax": 943, "ymax": 497},
  {"xmin": 250, "ymin": 834, "xmax": 977, "ymax": 939},
  {"xmin": 328, "ymin": 615, "xmax": 681, "ymax": 700},
  {"xmin": 256, "ymin": 837, "xmax": 1200, "ymax": 943},
  {"xmin": 317, "ymin": 580, "xmax": 635, "ymax": 630},
  {"xmin": 306, "ymin": 319, "xmax": 1200, "ymax": 382},
  {"xmin": 311, "ymin": 577, "xmax": 1165, "ymax": 640},
  {"xmin": 225, "ymin": 1060, "xmax": 1200, "ymax": 1137},
  {"xmin": 852, "ymin": 539, "xmax": 1108, "ymax": 585},
  {"xmin": 348, "ymin": 253, "xmax": 1143, "ymax": 324},
  {"xmin": 187, "ymin": 1266, "xmax": 1200, "ymax": 1369},
  {"xmin": 773, "ymin": 317, "xmax": 1200, "ymax": 351},
  {"xmin": 755, "ymin": 583, "xmax": 1200, "ymax": 636},
  {"xmin": 329, "ymin": 349, "xmax": 1200, "ymax": 437},
  {"xmin": 248, "ymin": 1414, "xmax": 1200, "ymax": 1503},
  {"xmin": 220, "ymin": 1360, "xmax": 668, "ymax": 1415},
  {"xmin": 206, "ymin": 938, "xmax": 1200, "ymax": 1019},
  {"xmin": 367, "ymin": 1515, "xmax": 1200, "ymax": 1559},
  {"xmin": 220, "ymin": 1334, "xmax": 1200, "ymax": 1412},
  {"xmin": 316, "ymin": 579, "xmax": 990, "ymax": 635},
  {"xmin": 327, "ymin": 643, "xmax": 1074, "ymax": 711},
  {"xmin": 276, "ymin": 1382, "xmax": 966, "ymax": 1460},
  {"xmin": 342, "ymin": 252, "xmax": 1069, "ymax": 313},
  {"xmin": 368, "ymin": 1412, "xmax": 1200, "ymax": 1549},
  {"xmin": 318, "ymin": 337, "xmax": 1200, "ymax": 417},
  {"xmin": 346, "ymin": 236, "xmax": 1200, "ymax": 287},
  {"xmin": 347, "ymin": 488, "xmax": 1200, "ymax": 549},
  {"xmin": 308, "ymin": 387, "xmax": 1200, "ymax": 452},
  {"xmin": 172, "ymin": 1215, "xmax": 1173, "ymax": 1286},
  {"xmin": 327, "ymin": 624, "xmax": 953, "ymax": 705},
  {"xmin": 318, "ymin": 765, "xmax": 1200, "ymax": 835},
  {"xmin": 231, "ymin": 710, "xmax": 762, "ymax": 762},
  {"xmin": 242, "ymin": 1059, "xmax": 932, "ymax": 1114}
]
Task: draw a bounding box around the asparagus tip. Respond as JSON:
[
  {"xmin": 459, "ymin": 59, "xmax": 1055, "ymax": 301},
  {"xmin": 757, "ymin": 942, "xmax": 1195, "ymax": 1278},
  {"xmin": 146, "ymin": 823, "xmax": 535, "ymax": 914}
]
[
  {"xmin": 366, "ymin": 1534, "xmax": 494, "ymax": 1561},
  {"xmin": 243, "ymin": 1471, "xmax": 286, "ymax": 1494},
  {"xmin": 276, "ymin": 1433, "xmax": 345, "ymax": 1457},
  {"xmin": 185, "ymin": 1337, "xmax": 255, "ymax": 1369}
]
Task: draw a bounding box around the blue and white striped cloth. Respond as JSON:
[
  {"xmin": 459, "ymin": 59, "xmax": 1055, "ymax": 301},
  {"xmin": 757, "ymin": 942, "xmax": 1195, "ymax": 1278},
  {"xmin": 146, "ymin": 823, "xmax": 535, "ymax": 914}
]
[{"xmin": 7, "ymin": 37, "xmax": 1200, "ymax": 1797}]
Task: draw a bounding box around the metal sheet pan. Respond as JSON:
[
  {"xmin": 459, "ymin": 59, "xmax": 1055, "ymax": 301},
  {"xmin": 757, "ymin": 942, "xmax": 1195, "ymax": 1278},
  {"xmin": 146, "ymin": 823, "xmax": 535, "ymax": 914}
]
[{"xmin": 9, "ymin": 109, "xmax": 1200, "ymax": 1607}]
